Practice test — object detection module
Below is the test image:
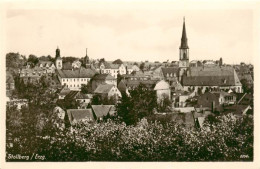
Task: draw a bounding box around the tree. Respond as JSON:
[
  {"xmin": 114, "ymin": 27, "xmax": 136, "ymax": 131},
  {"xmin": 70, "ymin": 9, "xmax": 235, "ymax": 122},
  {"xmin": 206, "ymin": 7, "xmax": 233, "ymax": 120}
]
[
  {"xmin": 219, "ymin": 57, "xmax": 223, "ymax": 66},
  {"xmin": 139, "ymin": 62, "xmax": 145, "ymax": 71},
  {"xmin": 62, "ymin": 56, "xmax": 77, "ymax": 63},
  {"xmin": 117, "ymin": 73, "xmax": 123, "ymax": 85},
  {"xmin": 157, "ymin": 95, "xmax": 172, "ymax": 112},
  {"xmin": 117, "ymin": 84, "xmax": 157, "ymax": 125},
  {"xmin": 6, "ymin": 52, "xmax": 26, "ymax": 69},
  {"xmin": 28, "ymin": 54, "xmax": 39, "ymax": 66},
  {"xmin": 112, "ymin": 59, "xmax": 123, "ymax": 64},
  {"xmin": 81, "ymin": 84, "xmax": 89, "ymax": 94},
  {"xmin": 91, "ymin": 95, "xmax": 102, "ymax": 105}
]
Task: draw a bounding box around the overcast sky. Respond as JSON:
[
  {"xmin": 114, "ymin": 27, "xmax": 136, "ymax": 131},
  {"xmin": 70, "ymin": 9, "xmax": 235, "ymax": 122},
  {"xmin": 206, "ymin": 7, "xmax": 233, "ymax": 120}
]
[{"xmin": 4, "ymin": 1, "xmax": 255, "ymax": 64}]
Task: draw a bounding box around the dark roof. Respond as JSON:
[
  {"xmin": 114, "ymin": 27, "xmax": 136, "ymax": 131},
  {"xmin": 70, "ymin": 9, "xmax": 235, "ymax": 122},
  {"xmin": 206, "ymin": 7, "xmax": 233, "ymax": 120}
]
[
  {"xmin": 93, "ymin": 74, "xmax": 116, "ymax": 80},
  {"xmin": 180, "ymin": 19, "xmax": 189, "ymax": 49},
  {"xmin": 67, "ymin": 109, "xmax": 94, "ymax": 124},
  {"xmin": 65, "ymin": 91, "xmax": 89, "ymax": 99},
  {"xmin": 124, "ymin": 79, "xmax": 158, "ymax": 89},
  {"xmin": 59, "ymin": 85, "xmax": 71, "ymax": 96},
  {"xmin": 183, "ymin": 75, "xmax": 241, "ymax": 86},
  {"xmin": 224, "ymin": 105, "xmax": 252, "ymax": 115},
  {"xmin": 92, "ymin": 105, "xmax": 115, "ymax": 118},
  {"xmin": 94, "ymin": 84, "xmax": 114, "ymax": 94},
  {"xmin": 57, "ymin": 67, "xmax": 96, "ymax": 78},
  {"xmin": 189, "ymin": 67, "xmax": 235, "ymax": 76},
  {"xmin": 161, "ymin": 67, "xmax": 179, "ymax": 77}
]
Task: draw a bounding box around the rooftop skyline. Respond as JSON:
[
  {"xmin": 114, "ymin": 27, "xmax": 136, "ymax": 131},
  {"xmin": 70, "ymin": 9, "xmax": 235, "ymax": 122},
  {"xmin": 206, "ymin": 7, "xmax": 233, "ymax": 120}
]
[{"xmin": 4, "ymin": 1, "xmax": 256, "ymax": 64}]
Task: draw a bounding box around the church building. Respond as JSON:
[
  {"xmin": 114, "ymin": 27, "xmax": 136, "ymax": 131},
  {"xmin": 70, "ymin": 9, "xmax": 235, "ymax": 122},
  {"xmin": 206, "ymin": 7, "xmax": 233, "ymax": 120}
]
[{"xmin": 177, "ymin": 18, "xmax": 243, "ymax": 93}]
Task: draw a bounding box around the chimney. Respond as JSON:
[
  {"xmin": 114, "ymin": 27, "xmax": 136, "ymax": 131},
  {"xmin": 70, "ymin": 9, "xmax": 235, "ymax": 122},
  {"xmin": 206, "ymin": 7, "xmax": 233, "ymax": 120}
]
[{"xmin": 86, "ymin": 48, "xmax": 88, "ymax": 55}]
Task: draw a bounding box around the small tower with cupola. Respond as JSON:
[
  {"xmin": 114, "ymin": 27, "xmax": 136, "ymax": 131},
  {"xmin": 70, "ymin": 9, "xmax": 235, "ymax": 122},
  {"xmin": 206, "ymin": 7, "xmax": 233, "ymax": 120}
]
[{"xmin": 55, "ymin": 46, "xmax": 62, "ymax": 70}]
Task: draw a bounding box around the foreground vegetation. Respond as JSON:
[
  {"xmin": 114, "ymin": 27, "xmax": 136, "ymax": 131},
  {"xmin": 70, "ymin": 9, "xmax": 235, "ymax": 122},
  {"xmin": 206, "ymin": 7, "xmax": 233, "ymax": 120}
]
[{"xmin": 6, "ymin": 109, "xmax": 253, "ymax": 161}]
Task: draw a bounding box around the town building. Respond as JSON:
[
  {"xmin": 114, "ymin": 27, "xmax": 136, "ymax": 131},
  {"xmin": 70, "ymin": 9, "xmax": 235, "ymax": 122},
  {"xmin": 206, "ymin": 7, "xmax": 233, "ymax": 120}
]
[
  {"xmin": 99, "ymin": 62, "xmax": 127, "ymax": 78},
  {"xmin": 67, "ymin": 109, "xmax": 94, "ymax": 125},
  {"xmin": 94, "ymin": 84, "xmax": 121, "ymax": 99},
  {"xmin": 91, "ymin": 105, "xmax": 116, "ymax": 120},
  {"xmin": 91, "ymin": 74, "xmax": 117, "ymax": 92},
  {"xmin": 57, "ymin": 67, "xmax": 96, "ymax": 91},
  {"xmin": 154, "ymin": 80, "xmax": 171, "ymax": 102}
]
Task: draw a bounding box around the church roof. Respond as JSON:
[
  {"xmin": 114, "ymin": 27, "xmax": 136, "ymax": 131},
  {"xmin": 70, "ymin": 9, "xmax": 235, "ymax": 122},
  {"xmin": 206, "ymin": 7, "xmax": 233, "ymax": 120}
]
[{"xmin": 183, "ymin": 75, "xmax": 241, "ymax": 86}]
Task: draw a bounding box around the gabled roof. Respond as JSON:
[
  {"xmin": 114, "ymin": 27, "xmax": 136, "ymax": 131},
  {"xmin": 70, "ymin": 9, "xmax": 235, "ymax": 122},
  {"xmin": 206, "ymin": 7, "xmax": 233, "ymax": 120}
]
[
  {"xmin": 92, "ymin": 105, "xmax": 115, "ymax": 118},
  {"xmin": 94, "ymin": 84, "xmax": 114, "ymax": 94},
  {"xmin": 65, "ymin": 91, "xmax": 89, "ymax": 99},
  {"xmin": 161, "ymin": 67, "xmax": 179, "ymax": 77},
  {"xmin": 67, "ymin": 109, "xmax": 94, "ymax": 124},
  {"xmin": 93, "ymin": 74, "xmax": 116, "ymax": 80},
  {"xmin": 57, "ymin": 67, "xmax": 96, "ymax": 78},
  {"xmin": 59, "ymin": 85, "xmax": 71, "ymax": 96}
]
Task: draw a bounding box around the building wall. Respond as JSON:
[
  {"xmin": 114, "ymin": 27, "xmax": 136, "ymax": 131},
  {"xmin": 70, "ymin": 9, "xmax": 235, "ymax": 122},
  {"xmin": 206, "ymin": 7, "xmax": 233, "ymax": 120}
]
[
  {"xmin": 61, "ymin": 78, "xmax": 91, "ymax": 91},
  {"xmin": 183, "ymin": 85, "xmax": 243, "ymax": 93},
  {"xmin": 108, "ymin": 86, "xmax": 122, "ymax": 98},
  {"xmin": 156, "ymin": 89, "xmax": 171, "ymax": 102}
]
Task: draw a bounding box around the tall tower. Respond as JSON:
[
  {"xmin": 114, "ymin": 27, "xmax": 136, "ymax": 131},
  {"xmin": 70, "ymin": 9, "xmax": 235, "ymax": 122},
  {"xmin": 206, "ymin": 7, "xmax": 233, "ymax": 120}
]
[
  {"xmin": 85, "ymin": 48, "xmax": 91, "ymax": 68},
  {"xmin": 179, "ymin": 17, "xmax": 189, "ymax": 80},
  {"xmin": 55, "ymin": 46, "xmax": 62, "ymax": 70}
]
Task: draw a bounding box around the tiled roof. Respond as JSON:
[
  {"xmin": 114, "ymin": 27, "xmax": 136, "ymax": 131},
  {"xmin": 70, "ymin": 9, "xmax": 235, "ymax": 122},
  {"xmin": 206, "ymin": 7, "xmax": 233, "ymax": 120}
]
[
  {"xmin": 183, "ymin": 75, "xmax": 241, "ymax": 86},
  {"xmin": 57, "ymin": 67, "xmax": 96, "ymax": 78},
  {"xmin": 62, "ymin": 62, "xmax": 72, "ymax": 70},
  {"xmin": 224, "ymin": 105, "xmax": 252, "ymax": 115},
  {"xmin": 188, "ymin": 67, "xmax": 234, "ymax": 77},
  {"xmin": 65, "ymin": 91, "xmax": 89, "ymax": 99},
  {"xmin": 92, "ymin": 105, "xmax": 115, "ymax": 118},
  {"xmin": 59, "ymin": 85, "xmax": 71, "ymax": 96},
  {"xmin": 161, "ymin": 67, "xmax": 179, "ymax": 77},
  {"xmin": 67, "ymin": 109, "xmax": 94, "ymax": 124},
  {"xmin": 124, "ymin": 79, "xmax": 158, "ymax": 89},
  {"xmin": 94, "ymin": 84, "xmax": 114, "ymax": 94},
  {"xmin": 93, "ymin": 74, "xmax": 116, "ymax": 80}
]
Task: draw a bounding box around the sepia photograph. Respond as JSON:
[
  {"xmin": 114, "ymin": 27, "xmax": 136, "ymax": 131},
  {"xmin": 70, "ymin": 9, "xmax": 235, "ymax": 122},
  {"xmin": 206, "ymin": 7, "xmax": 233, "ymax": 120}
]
[{"xmin": 1, "ymin": 0, "xmax": 260, "ymax": 168}]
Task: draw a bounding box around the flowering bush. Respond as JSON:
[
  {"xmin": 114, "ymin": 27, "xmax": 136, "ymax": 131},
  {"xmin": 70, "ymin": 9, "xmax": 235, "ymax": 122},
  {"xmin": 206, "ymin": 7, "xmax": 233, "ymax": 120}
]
[{"xmin": 6, "ymin": 113, "xmax": 253, "ymax": 161}]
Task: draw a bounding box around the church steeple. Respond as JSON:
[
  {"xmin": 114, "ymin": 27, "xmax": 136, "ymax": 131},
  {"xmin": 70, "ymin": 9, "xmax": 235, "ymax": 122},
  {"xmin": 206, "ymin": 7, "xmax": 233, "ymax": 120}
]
[
  {"xmin": 179, "ymin": 17, "xmax": 189, "ymax": 78},
  {"xmin": 180, "ymin": 17, "xmax": 189, "ymax": 49}
]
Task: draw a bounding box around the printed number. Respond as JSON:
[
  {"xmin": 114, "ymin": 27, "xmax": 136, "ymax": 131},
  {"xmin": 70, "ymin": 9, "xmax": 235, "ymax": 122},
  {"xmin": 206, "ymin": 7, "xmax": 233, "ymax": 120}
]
[{"xmin": 240, "ymin": 155, "xmax": 249, "ymax": 158}]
